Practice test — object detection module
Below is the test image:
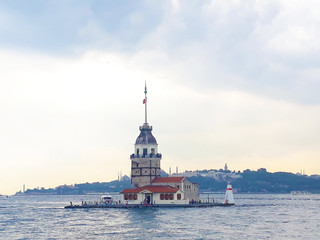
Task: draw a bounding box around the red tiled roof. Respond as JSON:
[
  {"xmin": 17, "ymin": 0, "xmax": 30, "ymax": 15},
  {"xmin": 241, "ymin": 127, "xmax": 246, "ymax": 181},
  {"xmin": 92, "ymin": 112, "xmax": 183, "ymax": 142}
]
[
  {"xmin": 151, "ymin": 177, "xmax": 185, "ymax": 183},
  {"xmin": 121, "ymin": 185, "xmax": 179, "ymax": 194}
]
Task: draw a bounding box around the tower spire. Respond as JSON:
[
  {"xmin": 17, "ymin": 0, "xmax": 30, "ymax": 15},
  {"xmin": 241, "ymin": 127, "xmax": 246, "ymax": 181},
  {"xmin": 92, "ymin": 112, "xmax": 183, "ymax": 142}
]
[
  {"xmin": 144, "ymin": 81, "xmax": 147, "ymax": 124},
  {"xmin": 131, "ymin": 82, "xmax": 162, "ymax": 188}
]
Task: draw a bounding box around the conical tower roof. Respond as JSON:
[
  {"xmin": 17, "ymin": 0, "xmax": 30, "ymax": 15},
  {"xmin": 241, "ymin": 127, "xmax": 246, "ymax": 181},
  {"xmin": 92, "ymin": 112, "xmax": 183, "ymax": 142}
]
[{"xmin": 135, "ymin": 123, "xmax": 157, "ymax": 145}]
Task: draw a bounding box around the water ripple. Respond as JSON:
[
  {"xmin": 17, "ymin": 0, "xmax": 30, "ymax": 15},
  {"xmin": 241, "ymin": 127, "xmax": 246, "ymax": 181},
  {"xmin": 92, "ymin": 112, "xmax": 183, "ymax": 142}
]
[{"xmin": 1, "ymin": 194, "xmax": 320, "ymax": 239}]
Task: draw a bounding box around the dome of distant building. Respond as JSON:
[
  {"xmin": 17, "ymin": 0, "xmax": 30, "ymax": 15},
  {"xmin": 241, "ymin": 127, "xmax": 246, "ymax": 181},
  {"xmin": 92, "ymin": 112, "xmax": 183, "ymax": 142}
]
[{"xmin": 135, "ymin": 124, "xmax": 158, "ymax": 145}]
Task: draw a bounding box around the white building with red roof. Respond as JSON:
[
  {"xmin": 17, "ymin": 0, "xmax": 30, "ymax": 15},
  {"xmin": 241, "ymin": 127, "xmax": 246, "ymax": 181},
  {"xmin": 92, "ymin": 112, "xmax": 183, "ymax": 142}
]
[
  {"xmin": 151, "ymin": 177, "xmax": 199, "ymax": 202},
  {"xmin": 121, "ymin": 185, "xmax": 188, "ymax": 205}
]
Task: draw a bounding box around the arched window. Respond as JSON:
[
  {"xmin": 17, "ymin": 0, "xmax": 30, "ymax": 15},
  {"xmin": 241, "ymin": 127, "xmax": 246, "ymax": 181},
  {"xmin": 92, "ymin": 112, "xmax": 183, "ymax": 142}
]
[
  {"xmin": 165, "ymin": 194, "xmax": 169, "ymax": 200},
  {"xmin": 160, "ymin": 193, "xmax": 164, "ymax": 200},
  {"xmin": 133, "ymin": 194, "xmax": 137, "ymax": 200},
  {"xmin": 124, "ymin": 194, "xmax": 128, "ymax": 200},
  {"xmin": 169, "ymin": 194, "xmax": 174, "ymax": 200},
  {"xmin": 177, "ymin": 193, "xmax": 181, "ymax": 200}
]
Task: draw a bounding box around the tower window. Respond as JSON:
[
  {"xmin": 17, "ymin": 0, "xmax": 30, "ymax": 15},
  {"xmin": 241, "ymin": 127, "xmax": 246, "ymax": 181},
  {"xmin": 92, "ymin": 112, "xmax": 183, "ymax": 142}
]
[
  {"xmin": 136, "ymin": 149, "xmax": 140, "ymax": 155},
  {"xmin": 151, "ymin": 148, "xmax": 155, "ymax": 155},
  {"xmin": 143, "ymin": 148, "xmax": 148, "ymax": 155}
]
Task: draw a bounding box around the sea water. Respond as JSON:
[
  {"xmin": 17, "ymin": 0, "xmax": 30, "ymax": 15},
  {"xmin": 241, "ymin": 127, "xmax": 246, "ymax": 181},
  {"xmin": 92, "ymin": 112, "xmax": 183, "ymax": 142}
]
[{"xmin": 1, "ymin": 194, "xmax": 319, "ymax": 239}]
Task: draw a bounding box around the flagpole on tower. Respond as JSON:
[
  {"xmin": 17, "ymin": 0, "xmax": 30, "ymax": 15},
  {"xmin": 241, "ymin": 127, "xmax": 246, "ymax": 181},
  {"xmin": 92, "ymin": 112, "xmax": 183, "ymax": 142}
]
[{"xmin": 144, "ymin": 81, "xmax": 147, "ymax": 124}]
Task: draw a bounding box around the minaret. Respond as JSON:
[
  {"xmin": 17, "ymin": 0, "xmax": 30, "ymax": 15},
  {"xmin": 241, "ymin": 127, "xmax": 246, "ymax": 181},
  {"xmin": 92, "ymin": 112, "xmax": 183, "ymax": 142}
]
[
  {"xmin": 224, "ymin": 163, "xmax": 228, "ymax": 172},
  {"xmin": 130, "ymin": 83, "xmax": 162, "ymax": 187}
]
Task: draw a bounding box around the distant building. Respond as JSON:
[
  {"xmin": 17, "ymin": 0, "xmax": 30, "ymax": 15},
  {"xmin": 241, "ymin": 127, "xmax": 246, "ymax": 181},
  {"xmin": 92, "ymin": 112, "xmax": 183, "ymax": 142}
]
[
  {"xmin": 224, "ymin": 163, "xmax": 228, "ymax": 172},
  {"xmin": 174, "ymin": 166, "xmax": 242, "ymax": 181}
]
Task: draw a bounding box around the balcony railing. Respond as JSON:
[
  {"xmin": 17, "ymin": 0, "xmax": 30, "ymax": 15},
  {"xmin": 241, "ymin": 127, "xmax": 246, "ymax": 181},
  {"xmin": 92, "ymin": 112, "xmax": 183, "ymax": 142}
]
[{"xmin": 130, "ymin": 153, "xmax": 162, "ymax": 159}]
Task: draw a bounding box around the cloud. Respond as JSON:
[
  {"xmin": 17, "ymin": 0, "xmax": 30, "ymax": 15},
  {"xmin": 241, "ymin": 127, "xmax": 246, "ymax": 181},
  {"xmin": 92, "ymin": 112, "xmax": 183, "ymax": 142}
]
[
  {"xmin": 1, "ymin": 47, "xmax": 320, "ymax": 194},
  {"xmin": 63, "ymin": 0, "xmax": 317, "ymax": 105},
  {"xmin": 1, "ymin": 0, "xmax": 320, "ymax": 194}
]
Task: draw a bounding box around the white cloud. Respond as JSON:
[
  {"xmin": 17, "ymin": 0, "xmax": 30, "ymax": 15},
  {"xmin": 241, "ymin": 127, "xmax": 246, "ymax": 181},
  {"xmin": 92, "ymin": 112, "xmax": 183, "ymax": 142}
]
[
  {"xmin": 1, "ymin": 1, "xmax": 320, "ymax": 194},
  {"xmin": 263, "ymin": 0, "xmax": 320, "ymax": 56}
]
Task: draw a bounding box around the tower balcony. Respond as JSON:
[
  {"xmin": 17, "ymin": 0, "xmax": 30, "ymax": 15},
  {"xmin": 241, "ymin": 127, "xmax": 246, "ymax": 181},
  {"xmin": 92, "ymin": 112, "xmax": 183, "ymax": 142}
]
[
  {"xmin": 130, "ymin": 153, "xmax": 162, "ymax": 159},
  {"xmin": 139, "ymin": 124, "xmax": 152, "ymax": 131}
]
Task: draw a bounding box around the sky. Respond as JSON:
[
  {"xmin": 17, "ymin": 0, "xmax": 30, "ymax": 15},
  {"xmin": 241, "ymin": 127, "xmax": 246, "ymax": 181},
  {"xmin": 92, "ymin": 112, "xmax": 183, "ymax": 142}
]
[{"xmin": 1, "ymin": 0, "xmax": 320, "ymax": 195}]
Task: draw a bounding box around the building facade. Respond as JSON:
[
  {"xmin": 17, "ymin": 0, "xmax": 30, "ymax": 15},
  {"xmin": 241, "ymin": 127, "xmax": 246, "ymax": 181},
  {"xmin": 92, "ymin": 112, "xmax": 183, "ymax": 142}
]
[
  {"xmin": 152, "ymin": 177, "xmax": 199, "ymax": 202},
  {"xmin": 121, "ymin": 185, "xmax": 188, "ymax": 205},
  {"xmin": 130, "ymin": 123, "xmax": 162, "ymax": 187}
]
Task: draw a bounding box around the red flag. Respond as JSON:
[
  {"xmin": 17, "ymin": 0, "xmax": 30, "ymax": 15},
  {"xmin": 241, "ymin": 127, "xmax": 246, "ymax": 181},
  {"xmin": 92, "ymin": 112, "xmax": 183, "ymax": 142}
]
[{"xmin": 143, "ymin": 98, "xmax": 146, "ymax": 104}]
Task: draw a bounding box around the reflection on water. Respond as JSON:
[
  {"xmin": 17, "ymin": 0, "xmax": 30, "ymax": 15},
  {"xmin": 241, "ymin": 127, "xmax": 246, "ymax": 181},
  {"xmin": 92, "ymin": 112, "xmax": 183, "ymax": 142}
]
[{"xmin": 1, "ymin": 194, "xmax": 320, "ymax": 239}]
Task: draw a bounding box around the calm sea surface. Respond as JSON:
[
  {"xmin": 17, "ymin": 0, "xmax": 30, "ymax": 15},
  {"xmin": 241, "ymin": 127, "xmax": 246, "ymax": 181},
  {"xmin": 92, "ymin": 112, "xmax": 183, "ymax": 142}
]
[{"xmin": 1, "ymin": 194, "xmax": 319, "ymax": 239}]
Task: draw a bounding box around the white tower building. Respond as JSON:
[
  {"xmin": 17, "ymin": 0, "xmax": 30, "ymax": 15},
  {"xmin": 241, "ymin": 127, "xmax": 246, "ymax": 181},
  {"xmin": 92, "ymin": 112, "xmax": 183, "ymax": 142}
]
[
  {"xmin": 224, "ymin": 182, "xmax": 235, "ymax": 205},
  {"xmin": 130, "ymin": 84, "xmax": 162, "ymax": 187}
]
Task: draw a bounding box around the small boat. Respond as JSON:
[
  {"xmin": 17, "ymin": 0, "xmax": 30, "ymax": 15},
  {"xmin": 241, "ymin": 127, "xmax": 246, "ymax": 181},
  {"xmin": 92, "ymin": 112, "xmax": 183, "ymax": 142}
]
[{"xmin": 100, "ymin": 195, "xmax": 113, "ymax": 204}]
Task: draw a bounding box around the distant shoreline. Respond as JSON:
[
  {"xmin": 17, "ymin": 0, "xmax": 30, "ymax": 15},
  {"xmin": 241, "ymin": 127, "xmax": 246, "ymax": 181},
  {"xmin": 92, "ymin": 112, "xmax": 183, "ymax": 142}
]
[{"xmin": 14, "ymin": 169, "xmax": 320, "ymax": 196}]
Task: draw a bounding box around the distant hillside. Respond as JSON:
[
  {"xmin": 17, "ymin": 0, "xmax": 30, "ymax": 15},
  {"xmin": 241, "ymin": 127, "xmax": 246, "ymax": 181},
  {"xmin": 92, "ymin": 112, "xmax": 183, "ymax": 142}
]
[
  {"xmin": 190, "ymin": 169, "xmax": 320, "ymax": 193},
  {"xmin": 19, "ymin": 176, "xmax": 131, "ymax": 195},
  {"xmin": 235, "ymin": 169, "xmax": 320, "ymax": 193},
  {"xmin": 17, "ymin": 169, "xmax": 320, "ymax": 195}
]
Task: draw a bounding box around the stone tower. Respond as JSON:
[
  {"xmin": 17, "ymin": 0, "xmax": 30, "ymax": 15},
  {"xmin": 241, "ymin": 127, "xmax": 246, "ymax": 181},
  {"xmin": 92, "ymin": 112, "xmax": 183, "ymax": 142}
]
[{"xmin": 130, "ymin": 84, "xmax": 162, "ymax": 187}]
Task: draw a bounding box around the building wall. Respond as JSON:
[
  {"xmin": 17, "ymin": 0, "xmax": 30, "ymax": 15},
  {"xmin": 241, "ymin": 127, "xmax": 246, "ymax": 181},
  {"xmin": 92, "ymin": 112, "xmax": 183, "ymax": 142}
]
[
  {"xmin": 153, "ymin": 192, "xmax": 188, "ymax": 204},
  {"xmin": 134, "ymin": 143, "xmax": 158, "ymax": 156},
  {"xmin": 122, "ymin": 193, "xmax": 144, "ymax": 205},
  {"xmin": 185, "ymin": 183, "xmax": 199, "ymax": 202},
  {"xmin": 131, "ymin": 158, "xmax": 161, "ymax": 187},
  {"xmin": 122, "ymin": 190, "xmax": 189, "ymax": 205},
  {"xmin": 181, "ymin": 178, "xmax": 199, "ymax": 202}
]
